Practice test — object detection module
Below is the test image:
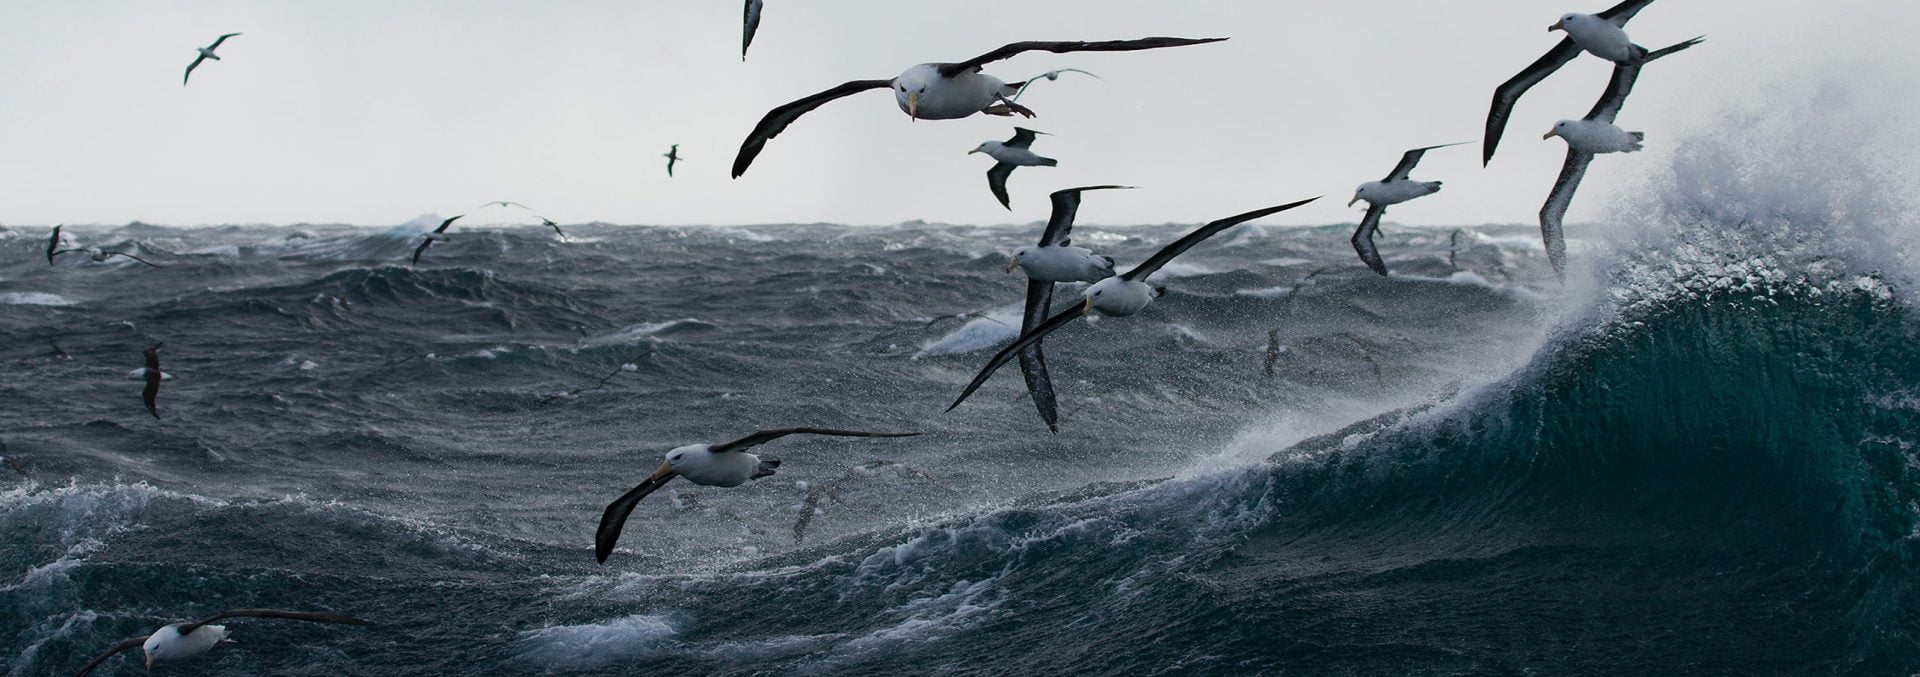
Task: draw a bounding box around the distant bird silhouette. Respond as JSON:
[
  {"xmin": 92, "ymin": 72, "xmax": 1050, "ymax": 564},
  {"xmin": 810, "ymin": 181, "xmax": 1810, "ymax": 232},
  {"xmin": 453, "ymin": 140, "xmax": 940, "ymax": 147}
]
[
  {"xmin": 183, "ymin": 33, "xmax": 242, "ymax": 85},
  {"xmin": 410, "ymin": 215, "xmax": 463, "ymax": 265},
  {"xmin": 663, "ymin": 145, "xmax": 683, "ymax": 177}
]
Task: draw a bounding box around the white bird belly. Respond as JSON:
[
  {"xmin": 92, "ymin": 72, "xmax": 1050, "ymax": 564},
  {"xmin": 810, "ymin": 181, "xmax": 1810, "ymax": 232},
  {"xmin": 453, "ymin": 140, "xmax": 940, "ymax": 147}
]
[
  {"xmin": 894, "ymin": 66, "xmax": 1000, "ymax": 120},
  {"xmin": 1087, "ymin": 278, "xmax": 1154, "ymax": 317},
  {"xmin": 681, "ymin": 451, "xmax": 759, "ymax": 487},
  {"xmin": 1561, "ymin": 121, "xmax": 1642, "ymax": 153},
  {"xmin": 1567, "ymin": 20, "xmax": 1635, "ymax": 62},
  {"xmin": 146, "ymin": 624, "xmax": 225, "ymax": 663},
  {"xmin": 987, "ymin": 147, "xmax": 1049, "ymax": 166},
  {"xmin": 1357, "ymin": 180, "xmax": 1438, "ymax": 207},
  {"xmin": 1021, "ymin": 247, "xmax": 1111, "ymax": 283}
]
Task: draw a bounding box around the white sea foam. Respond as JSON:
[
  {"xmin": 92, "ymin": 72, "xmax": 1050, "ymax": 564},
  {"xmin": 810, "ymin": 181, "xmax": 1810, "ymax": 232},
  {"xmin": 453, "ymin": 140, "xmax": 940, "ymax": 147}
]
[
  {"xmin": 0, "ymin": 292, "xmax": 76, "ymax": 306},
  {"xmin": 913, "ymin": 304, "xmax": 1021, "ymax": 358}
]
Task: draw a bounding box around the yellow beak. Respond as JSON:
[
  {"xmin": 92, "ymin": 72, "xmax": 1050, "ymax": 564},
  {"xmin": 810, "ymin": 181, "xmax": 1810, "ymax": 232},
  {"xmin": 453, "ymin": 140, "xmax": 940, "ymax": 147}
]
[
  {"xmin": 1080, "ymin": 296, "xmax": 1095, "ymax": 314},
  {"xmin": 645, "ymin": 460, "xmax": 674, "ymax": 484},
  {"xmin": 1348, "ymin": 194, "xmax": 1361, "ymax": 207},
  {"xmin": 1004, "ymin": 257, "xmax": 1020, "ymax": 273},
  {"xmin": 146, "ymin": 653, "xmax": 155, "ymax": 670},
  {"xmin": 1543, "ymin": 129, "xmax": 1558, "ymax": 140},
  {"xmin": 967, "ymin": 148, "xmax": 980, "ymax": 155},
  {"xmin": 1548, "ymin": 20, "xmax": 1564, "ymax": 32},
  {"xmin": 907, "ymin": 92, "xmax": 919, "ymax": 121}
]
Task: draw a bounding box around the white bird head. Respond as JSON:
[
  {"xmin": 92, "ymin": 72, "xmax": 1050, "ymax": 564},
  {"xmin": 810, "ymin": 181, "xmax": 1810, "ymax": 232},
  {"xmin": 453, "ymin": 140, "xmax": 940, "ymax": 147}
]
[
  {"xmin": 969, "ymin": 141, "xmax": 1002, "ymax": 156},
  {"xmin": 1549, "ymin": 13, "xmax": 1588, "ymax": 32},
  {"xmin": 663, "ymin": 444, "xmax": 710, "ymax": 472},
  {"xmin": 1006, "ymin": 246, "xmax": 1033, "ymax": 272},
  {"xmin": 893, "ymin": 66, "xmax": 938, "ymax": 120},
  {"xmin": 1544, "ymin": 120, "xmax": 1574, "ymax": 140}
]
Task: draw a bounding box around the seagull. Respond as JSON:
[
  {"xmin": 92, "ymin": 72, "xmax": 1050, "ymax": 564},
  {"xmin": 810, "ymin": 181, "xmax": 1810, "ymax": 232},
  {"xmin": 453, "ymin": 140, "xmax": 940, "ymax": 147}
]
[
  {"xmin": 595, "ymin": 427, "xmax": 921, "ymax": 563},
  {"xmin": 1482, "ymin": 0, "xmax": 1703, "ymax": 165},
  {"xmin": 183, "ymin": 33, "xmax": 242, "ymax": 86},
  {"xmin": 1002, "ymin": 185, "xmax": 1130, "ymax": 432},
  {"xmin": 1010, "ymin": 68, "xmax": 1103, "ymax": 102},
  {"xmin": 663, "ymin": 144, "xmax": 683, "ymax": 177},
  {"xmin": 971, "ymin": 128, "xmax": 1057, "ymax": 209},
  {"xmin": 743, "ymin": 0, "xmax": 764, "ymax": 61},
  {"xmin": 1539, "ymin": 40, "xmax": 1698, "ymax": 274},
  {"xmin": 949, "ymin": 196, "xmax": 1319, "ymax": 415},
  {"xmin": 1348, "ymin": 142, "xmax": 1469, "ymax": 276},
  {"xmin": 73, "ymin": 609, "xmax": 373, "ymax": 676},
  {"xmin": 410, "ymin": 215, "xmax": 463, "ymax": 265},
  {"xmin": 137, "ymin": 343, "xmax": 164, "ymax": 419},
  {"xmin": 730, "ymin": 37, "xmax": 1227, "ymax": 177}
]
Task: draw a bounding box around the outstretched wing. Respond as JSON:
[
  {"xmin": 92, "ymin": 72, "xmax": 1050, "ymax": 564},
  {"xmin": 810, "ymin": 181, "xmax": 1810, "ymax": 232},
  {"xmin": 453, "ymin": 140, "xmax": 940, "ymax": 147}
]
[
  {"xmin": 1483, "ymin": 40, "xmax": 1582, "ymax": 166},
  {"xmin": 434, "ymin": 214, "xmax": 464, "ymax": 234},
  {"xmin": 948, "ymin": 303, "xmax": 1088, "ymax": 413},
  {"xmin": 1005, "ymin": 127, "xmax": 1042, "ymax": 149},
  {"xmin": 1539, "ymin": 149, "xmax": 1594, "ymax": 276},
  {"xmin": 208, "ymin": 32, "xmax": 242, "ymax": 50},
  {"xmin": 73, "ymin": 636, "xmax": 148, "ymax": 677},
  {"xmin": 742, "ymin": 0, "xmax": 763, "ymax": 60},
  {"xmin": 1350, "ymin": 204, "xmax": 1390, "ymax": 276},
  {"xmin": 1040, "ymin": 185, "xmax": 1131, "ymax": 247},
  {"xmin": 937, "ymin": 37, "xmax": 1227, "ymax": 78},
  {"xmin": 183, "ymin": 53, "xmax": 208, "ymax": 85},
  {"xmin": 178, "ymin": 609, "xmax": 373, "ymax": 636},
  {"xmin": 46, "ymin": 226, "xmax": 65, "ymax": 265},
  {"xmin": 732, "ymin": 79, "xmax": 893, "ymax": 177},
  {"xmin": 103, "ymin": 251, "xmax": 162, "ymax": 268},
  {"xmin": 1586, "ymin": 65, "xmax": 1640, "ymax": 124},
  {"xmin": 1016, "ymin": 280, "xmax": 1060, "ymax": 432},
  {"xmin": 1597, "ymin": 0, "xmax": 1658, "ymax": 25},
  {"xmin": 410, "ymin": 238, "xmax": 434, "ymax": 265},
  {"xmin": 712, "ymin": 428, "xmax": 921, "ymax": 454},
  {"xmin": 1121, "ymin": 197, "xmax": 1320, "ymax": 281},
  {"xmin": 596, "ymin": 471, "xmax": 679, "ymax": 563},
  {"xmin": 986, "ymin": 163, "xmax": 1016, "ymax": 210},
  {"xmin": 1385, "ymin": 142, "xmax": 1469, "ymax": 182}
]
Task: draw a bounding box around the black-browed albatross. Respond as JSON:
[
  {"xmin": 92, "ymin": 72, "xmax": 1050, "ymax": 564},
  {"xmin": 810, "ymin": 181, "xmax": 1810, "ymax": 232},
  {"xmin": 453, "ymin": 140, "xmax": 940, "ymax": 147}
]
[
  {"xmin": 970, "ymin": 128, "xmax": 1056, "ymax": 209},
  {"xmin": 950, "ymin": 196, "xmax": 1320, "ymax": 417},
  {"xmin": 663, "ymin": 144, "xmax": 683, "ymax": 177},
  {"xmin": 183, "ymin": 33, "xmax": 242, "ymax": 85},
  {"xmin": 730, "ymin": 37, "xmax": 1226, "ymax": 177},
  {"xmin": 1482, "ymin": 0, "xmax": 1702, "ymax": 165},
  {"xmin": 1537, "ymin": 40, "xmax": 1699, "ymax": 275},
  {"xmin": 1000, "ymin": 185, "xmax": 1131, "ymax": 432},
  {"xmin": 73, "ymin": 608, "xmax": 373, "ymax": 675},
  {"xmin": 1348, "ymin": 142, "xmax": 1469, "ymax": 276},
  {"xmin": 410, "ymin": 215, "xmax": 463, "ymax": 265},
  {"xmin": 596, "ymin": 427, "xmax": 920, "ymax": 563}
]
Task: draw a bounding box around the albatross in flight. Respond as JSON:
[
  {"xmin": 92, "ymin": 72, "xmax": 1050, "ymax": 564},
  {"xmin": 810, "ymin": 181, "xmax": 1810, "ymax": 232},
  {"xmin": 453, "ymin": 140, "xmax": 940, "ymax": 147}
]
[
  {"xmin": 1538, "ymin": 41, "xmax": 1698, "ymax": 275},
  {"xmin": 73, "ymin": 608, "xmax": 373, "ymax": 675},
  {"xmin": 970, "ymin": 128, "xmax": 1056, "ymax": 209},
  {"xmin": 663, "ymin": 144, "xmax": 683, "ymax": 177},
  {"xmin": 46, "ymin": 226, "xmax": 163, "ymax": 268},
  {"xmin": 1348, "ymin": 142, "xmax": 1469, "ymax": 275},
  {"xmin": 410, "ymin": 215, "xmax": 463, "ymax": 265},
  {"xmin": 1482, "ymin": 0, "xmax": 1702, "ymax": 165},
  {"xmin": 730, "ymin": 37, "xmax": 1226, "ymax": 177},
  {"xmin": 136, "ymin": 343, "xmax": 165, "ymax": 419},
  {"xmin": 595, "ymin": 427, "xmax": 920, "ymax": 563},
  {"xmin": 949, "ymin": 196, "xmax": 1319, "ymax": 416},
  {"xmin": 183, "ymin": 33, "xmax": 242, "ymax": 85},
  {"xmin": 1001, "ymin": 185, "xmax": 1131, "ymax": 432},
  {"xmin": 1009, "ymin": 68, "xmax": 1103, "ymax": 102}
]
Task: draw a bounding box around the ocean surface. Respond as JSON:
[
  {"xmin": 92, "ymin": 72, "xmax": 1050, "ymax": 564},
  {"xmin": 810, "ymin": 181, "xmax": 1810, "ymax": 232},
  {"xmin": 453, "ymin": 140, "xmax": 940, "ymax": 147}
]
[{"xmin": 3, "ymin": 186, "xmax": 1917, "ymax": 673}]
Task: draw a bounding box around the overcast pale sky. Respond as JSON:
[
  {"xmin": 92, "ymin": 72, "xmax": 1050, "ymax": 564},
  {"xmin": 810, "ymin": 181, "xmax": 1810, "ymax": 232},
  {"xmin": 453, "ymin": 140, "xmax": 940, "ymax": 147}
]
[{"xmin": 0, "ymin": 1, "xmax": 1912, "ymax": 228}]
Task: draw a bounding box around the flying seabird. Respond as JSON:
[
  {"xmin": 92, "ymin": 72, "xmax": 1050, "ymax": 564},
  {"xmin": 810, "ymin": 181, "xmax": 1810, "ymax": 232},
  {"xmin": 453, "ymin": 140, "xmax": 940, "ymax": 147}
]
[
  {"xmin": 183, "ymin": 33, "xmax": 242, "ymax": 86},
  {"xmin": 73, "ymin": 608, "xmax": 373, "ymax": 676},
  {"xmin": 45, "ymin": 225, "xmax": 67, "ymax": 265},
  {"xmin": 45, "ymin": 226, "xmax": 162, "ymax": 268},
  {"xmin": 535, "ymin": 215, "xmax": 566, "ymax": 239},
  {"xmin": 730, "ymin": 37, "xmax": 1226, "ymax": 177},
  {"xmin": 1348, "ymin": 142, "xmax": 1469, "ymax": 276},
  {"xmin": 410, "ymin": 215, "xmax": 463, "ymax": 265},
  {"xmin": 1001, "ymin": 185, "xmax": 1130, "ymax": 431},
  {"xmin": 1482, "ymin": 0, "xmax": 1703, "ymax": 165},
  {"xmin": 970, "ymin": 128, "xmax": 1057, "ymax": 209},
  {"xmin": 478, "ymin": 200, "xmax": 531, "ymax": 210},
  {"xmin": 595, "ymin": 427, "xmax": 920, "ymax": 563},
  {"xmin": 1010, "ymin": 68, "xmax": 1103, "ymax": 102},
  {"xmin": 138, "ymin": 343, "xmax": 164, "ymax": 419},
  {"xmin": 663, "ymin": 144, "xmax": 683, "ymax": 177},
  {"xmin": 949, "ymin": 196, "xmax": 1319, "ymax": 415},
  {"xmin": 743, "ymin": 0, "xmax": 764, "ymax": 61},
  {"xmin": 49, "ymin": 338, "xmax": 73, "ymax": 361},
  {"xmin": 1539, "ymin": 41, "xmax": 1698, "ymax": 274}
]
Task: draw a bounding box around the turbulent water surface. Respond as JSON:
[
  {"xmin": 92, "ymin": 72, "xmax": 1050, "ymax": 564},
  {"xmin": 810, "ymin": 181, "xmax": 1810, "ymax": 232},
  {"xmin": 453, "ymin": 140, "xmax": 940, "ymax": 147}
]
[{"xmin": 2, "ymin": 205, "xmax": 1916, "ymax": 674}]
